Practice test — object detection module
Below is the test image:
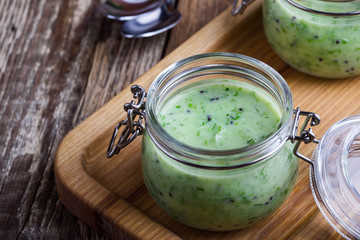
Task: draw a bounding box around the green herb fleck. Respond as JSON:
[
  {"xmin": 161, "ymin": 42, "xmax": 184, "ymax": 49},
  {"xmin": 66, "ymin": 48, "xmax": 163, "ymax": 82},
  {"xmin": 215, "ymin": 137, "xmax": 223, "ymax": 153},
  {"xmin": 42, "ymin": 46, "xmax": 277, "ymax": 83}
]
[{"xmin": 260, "ymin": 168, "xmax": 265, "ymax": 176}]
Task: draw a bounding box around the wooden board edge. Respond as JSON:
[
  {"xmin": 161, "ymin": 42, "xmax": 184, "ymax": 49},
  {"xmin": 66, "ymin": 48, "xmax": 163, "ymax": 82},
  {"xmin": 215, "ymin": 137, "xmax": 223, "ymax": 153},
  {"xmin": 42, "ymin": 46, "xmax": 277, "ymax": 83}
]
[{"xmin": 54, "ymin": 130, "xmax": 182, "ymax": 239}]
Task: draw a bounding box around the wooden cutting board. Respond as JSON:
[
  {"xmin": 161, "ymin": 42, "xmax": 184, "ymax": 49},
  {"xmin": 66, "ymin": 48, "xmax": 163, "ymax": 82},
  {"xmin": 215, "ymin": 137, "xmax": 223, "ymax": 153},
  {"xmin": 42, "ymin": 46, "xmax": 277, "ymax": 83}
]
[{"xmin": 55, "ymin": 1, "xmax": 359, "ymax": 239}]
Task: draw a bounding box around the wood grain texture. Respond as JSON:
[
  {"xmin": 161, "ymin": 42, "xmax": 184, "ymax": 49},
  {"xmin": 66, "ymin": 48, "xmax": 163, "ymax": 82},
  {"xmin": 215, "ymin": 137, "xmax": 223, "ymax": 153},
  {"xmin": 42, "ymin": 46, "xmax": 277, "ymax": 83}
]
[
  {"xmin": 0, "ymin": 0, "xmax": 231, "ymax": 239},
  {"xmin": 55, "ymin": 1, "xmax": 359, "ymax": 239}
]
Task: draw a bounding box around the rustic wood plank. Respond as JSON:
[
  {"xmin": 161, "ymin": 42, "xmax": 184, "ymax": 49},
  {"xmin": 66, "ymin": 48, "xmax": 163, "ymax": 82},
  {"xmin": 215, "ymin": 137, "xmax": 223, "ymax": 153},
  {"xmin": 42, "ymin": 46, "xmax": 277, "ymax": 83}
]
[
  {"xmin": 165, "ymin": 0, "xmax": 233, "ymax": 54},
  {"xmin": 0, "ymin": 0, "xmax": 230, "ymax": 239}
]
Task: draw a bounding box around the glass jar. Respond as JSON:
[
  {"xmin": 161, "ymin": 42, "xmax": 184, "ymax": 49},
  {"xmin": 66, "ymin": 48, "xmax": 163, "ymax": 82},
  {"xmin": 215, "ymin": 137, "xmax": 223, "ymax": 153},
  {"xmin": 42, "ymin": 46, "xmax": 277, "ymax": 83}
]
[
  {"xmin": 262, "ymin": 0, "xmax": 360, "ymax": 78},
  {"xmin": 107, "ymin": 53, "xmax": 321, "ymax": 231}
]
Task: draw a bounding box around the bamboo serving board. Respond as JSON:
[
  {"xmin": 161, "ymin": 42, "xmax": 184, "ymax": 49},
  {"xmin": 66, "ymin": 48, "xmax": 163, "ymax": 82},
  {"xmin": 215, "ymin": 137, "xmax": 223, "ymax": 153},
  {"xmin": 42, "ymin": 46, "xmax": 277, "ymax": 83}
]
[{"xmin": 55, "ymin": 1, "xmax": 359, "ymax": 239}]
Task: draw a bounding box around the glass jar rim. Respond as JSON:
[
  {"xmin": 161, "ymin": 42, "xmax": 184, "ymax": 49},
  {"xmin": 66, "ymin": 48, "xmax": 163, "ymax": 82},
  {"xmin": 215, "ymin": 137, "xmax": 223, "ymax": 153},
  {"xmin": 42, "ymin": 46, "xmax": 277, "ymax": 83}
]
[
  {"xmin": 145, "ymin": 52, "xmax": 294, "ymax": 169},
  {"xmin": 286, "ymin": 0, "xmax": 360, "ymax": 16}
]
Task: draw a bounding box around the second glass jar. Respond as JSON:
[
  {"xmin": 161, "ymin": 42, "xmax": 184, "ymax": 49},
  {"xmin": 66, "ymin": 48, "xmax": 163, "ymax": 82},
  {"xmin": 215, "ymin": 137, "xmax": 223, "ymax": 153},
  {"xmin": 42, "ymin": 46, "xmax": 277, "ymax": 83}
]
[{"xmin": 263, "ymin": 0, "xmax": 360, "ymax": 79}]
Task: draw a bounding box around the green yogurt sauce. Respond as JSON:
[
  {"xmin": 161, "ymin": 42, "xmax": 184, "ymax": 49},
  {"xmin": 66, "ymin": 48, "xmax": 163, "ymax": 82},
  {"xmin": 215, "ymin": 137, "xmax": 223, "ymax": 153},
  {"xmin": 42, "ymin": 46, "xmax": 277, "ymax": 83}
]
[
  {"xmin": 158, "ymin": 80, "xmax": 280, "ymax": 149},
  {"xmin": 142, "ymin": 79, "xmax": 298, "ymax": 230},
  {"xmin": 263, "ymin": 0, "xmax": 360, "ymax": 78}
]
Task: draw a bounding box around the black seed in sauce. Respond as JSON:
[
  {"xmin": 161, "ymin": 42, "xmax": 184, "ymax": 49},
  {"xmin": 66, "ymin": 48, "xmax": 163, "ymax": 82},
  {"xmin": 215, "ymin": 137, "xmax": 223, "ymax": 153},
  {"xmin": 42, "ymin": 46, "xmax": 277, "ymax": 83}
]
[
  {"xmin": 200, "ymin": 90, "xmax": 205, "ymax": 94},
  {"xmin": 318, "ymin": 58, "xmax": 323, "ymax": 62},
  {"xmin": 336, "ymin": 40, "xmax": 340, "ymax": 44},
  {"xmin": 207, "ymin": 115, "xmax": 212, "ymax": 121}
]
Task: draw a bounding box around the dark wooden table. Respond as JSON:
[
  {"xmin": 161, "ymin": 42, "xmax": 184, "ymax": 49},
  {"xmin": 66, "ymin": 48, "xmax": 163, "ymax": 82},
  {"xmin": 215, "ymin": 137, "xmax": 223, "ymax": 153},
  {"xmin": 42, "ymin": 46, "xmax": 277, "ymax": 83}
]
[{"xmin": 0, "ymin": 0, "xmax": 233, "ymax": 239}]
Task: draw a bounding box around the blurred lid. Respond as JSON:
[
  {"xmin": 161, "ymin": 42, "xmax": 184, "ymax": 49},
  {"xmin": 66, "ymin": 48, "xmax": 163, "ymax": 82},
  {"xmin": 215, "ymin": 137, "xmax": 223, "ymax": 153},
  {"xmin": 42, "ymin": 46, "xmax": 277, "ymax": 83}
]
[{"xmin": 311, "ymin": 115, "xmax": 360, "ymax": 240}]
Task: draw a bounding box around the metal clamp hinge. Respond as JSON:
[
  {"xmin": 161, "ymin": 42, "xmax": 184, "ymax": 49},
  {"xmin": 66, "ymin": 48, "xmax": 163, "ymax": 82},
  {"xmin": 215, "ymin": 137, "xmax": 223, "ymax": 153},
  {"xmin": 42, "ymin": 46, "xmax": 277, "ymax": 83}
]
[
  {"xmin": 288, "ymin": 107, "xmax": 321, "ymax": 165},
  {"xmin": 106, "ymin": 85, "xmax": 147, "ymax": 158}
]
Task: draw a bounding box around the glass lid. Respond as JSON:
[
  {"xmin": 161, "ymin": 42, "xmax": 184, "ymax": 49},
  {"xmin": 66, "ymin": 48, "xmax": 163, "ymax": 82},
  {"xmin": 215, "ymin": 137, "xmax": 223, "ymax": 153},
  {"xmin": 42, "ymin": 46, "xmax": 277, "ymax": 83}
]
[{"xmin": 311, "ymin": 115, "xmax": 360, "ymax": 239}]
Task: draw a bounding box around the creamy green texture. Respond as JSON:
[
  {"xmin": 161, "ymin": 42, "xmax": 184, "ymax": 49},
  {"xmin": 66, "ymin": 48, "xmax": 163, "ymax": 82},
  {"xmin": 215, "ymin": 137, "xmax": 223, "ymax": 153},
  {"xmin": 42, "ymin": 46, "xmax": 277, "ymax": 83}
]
[
  {"xmin": 263, "ymin": 0, "xmax": 360, "ymax": 78},
  {"xmin": 142, "ymin": 79, "xmax": 298, "ymax": 230},
  {"xmin": 158, "ymin": 80, "xmax": 280, "ymax": 150}
]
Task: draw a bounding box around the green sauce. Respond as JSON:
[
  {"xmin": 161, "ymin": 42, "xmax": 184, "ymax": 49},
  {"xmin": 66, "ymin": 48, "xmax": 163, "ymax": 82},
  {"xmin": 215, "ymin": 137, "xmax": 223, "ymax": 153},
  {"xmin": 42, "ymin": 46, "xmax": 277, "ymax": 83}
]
[
  {"xmin": 158, "ymin": 79, "xmax": 280, "ymax": 149},
  {"xmin": 263, "ymin": 0, "xmax": 360, "ymax": 78},
  {"xmin": 142, "ymin": 79, "xmax": 298, "ymax": 230}
]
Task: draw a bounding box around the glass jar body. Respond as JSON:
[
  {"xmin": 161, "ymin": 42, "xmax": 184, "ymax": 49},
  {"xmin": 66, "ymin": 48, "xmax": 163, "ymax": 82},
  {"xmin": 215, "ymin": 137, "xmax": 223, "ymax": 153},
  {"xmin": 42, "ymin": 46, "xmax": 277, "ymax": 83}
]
[
  {"xmin": 142, "ymin": 134, "xmax": 298, "ymax": 230},
  {"xmin": 141, "ymin": 53, "xmax": 296, "ymax": 230},
  {"xmin": 263, "ymin": 0, "xmax": 360, "ymax": 78}
]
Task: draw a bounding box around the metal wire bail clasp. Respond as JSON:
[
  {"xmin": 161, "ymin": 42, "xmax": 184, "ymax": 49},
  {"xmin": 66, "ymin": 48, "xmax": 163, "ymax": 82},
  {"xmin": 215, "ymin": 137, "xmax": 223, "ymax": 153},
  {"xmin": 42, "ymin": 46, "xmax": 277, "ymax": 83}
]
[
  {"xmin": 106, "ymin": 85, "xmax": 147, "ymax": 158},
  {"xmin": 289, "ymin": 107, "xmax": 321, "ymax": 165}
]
